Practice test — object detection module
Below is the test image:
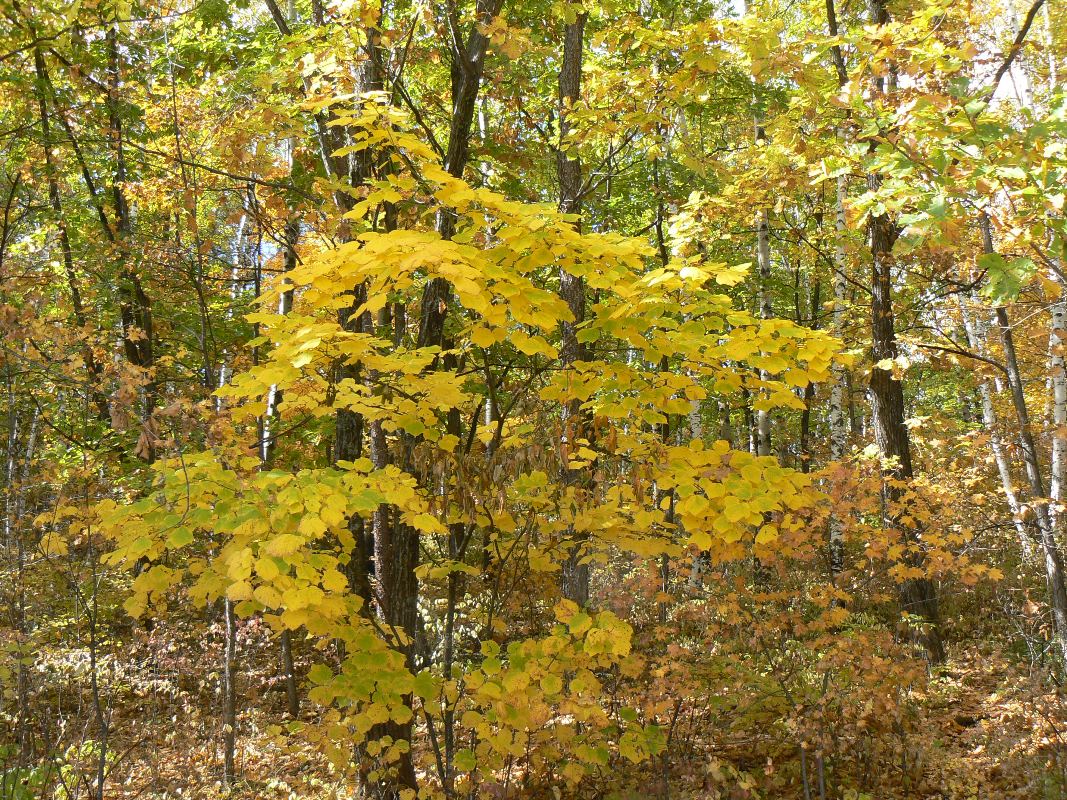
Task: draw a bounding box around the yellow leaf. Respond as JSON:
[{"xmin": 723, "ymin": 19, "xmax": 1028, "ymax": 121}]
[
  {"xmin": 266, "ymin": 534, "xmax": 305, "ymax": 556},
  {"xmin": 755, "ymin": 525, "xmax": 777, "ymax": 544},
  {"xmin": 256, "ymin": 557, "xmax": 281, "ymax": 580},
  {"xmin": 539, "ymin": 674, "xmax": 563, "ymax": 695},
  {"xmin": 299, "ymin": 515, "xmax": 327, "ymax": 537},
  {"xmin": 322, "ymin": 568, "xmax": 349, "ymax": 592},
  {"xmin": 470, "ymin": 326, "xmax": 497, "ymax": 348}
]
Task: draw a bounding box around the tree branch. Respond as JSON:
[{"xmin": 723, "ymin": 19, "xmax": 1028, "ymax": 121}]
[{"xmin": 979, "ymin": 0, "xmax": 1047, "ymax": 109}]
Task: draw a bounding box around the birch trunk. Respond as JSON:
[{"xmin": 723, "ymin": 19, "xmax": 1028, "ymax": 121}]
[
  {"xmin": 1049, "ymin": 289, "xmax": 1066, "ymax": 532},
  {"xmin": 996, "ymin": 303, "xmax": 1067, "ymax": 661},
  {"xmin": 959, "ymin": 297, "xmax": 1034, "ymax": 560},
  {"xmin": 982, "ymin": 217, "xmax": 1067, "ymax": 660}
]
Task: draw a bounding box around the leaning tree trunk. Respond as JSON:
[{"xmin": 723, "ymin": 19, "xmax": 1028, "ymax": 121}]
[
  {"xmin": 958, "ymin": 296, "xmax": 1034, "ymax": 561},
  {"xmin": 981, "ymin": 217, "xmax": 1067, "ymax": 661},
  {"xmin": 31, "ymin": 44, "xmax": 109, "ymax": 421},
  {"xmin": 995, "ymin": 303, "xmax": 1067, "ymax": 661}
]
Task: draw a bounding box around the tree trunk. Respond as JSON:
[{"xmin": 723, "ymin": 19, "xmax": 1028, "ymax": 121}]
[
  {"xmin": 865, "ymin": 0, "xmax": 944, "ymax": 664},
  {"xmin": 5, "ymin": 401, "xmax": 38, "ymax": 765},
  {"xmin": 31, "ymin": 45, "xmax": 109, "ymax": 421},
  {"xmin": 742, "ymin": 0, "xmax": 773, "ymax": 459},
  {"xmin": 867, "ymin": 203, "xmax": 944, "ymax": 662},
  {"xmin": 827, "ymin": 170, "xmax": 849, "ymax": 577},
  {"xmin": 823, "ymin": 0, "xmax": 850, "ymax": 577},
  {"xmin": 107, "ymin": 28, "xmax": 156, "ymax": 448},
  {"xmin": 264, "ymin": 215, "xmax": 301, "ymax": 719},
  {"xmin": 798, "ymin": 274, "xmax": 820, "ymax": 474},
  {"xmin": 279, "ymin": 630, "xmax": 299, "ymax": 718},
  {"xmin": 557, "ymin": 9, "xmax": 591, "ymax": 607},
  {"xmin": 755, "ymin": 203, "xmax": 773, "ymax": 458},
  {"xmin": 958, "ymin": 296, "xmax": 1034, "ymax": 561},
  {"xmin": 995, "ymin": 303, "xmax": 1067, "ymax": 661},
  {"xmin": 330, "ymin": 6, "xmax": 380, "ymax": 613},
  {"xmin": 222, "ymin": 597, "xmax": 238, "ymax": 788},
  {"xmin": 1049, "ymin": 287, "xmax": 1066, "ymax": 531},
  {"xmin": 261, "ymin": 215, "xmax": 297, "ymax": 463},
  {"xmin": 982, "ymin": 218, "xmax": 1067, "ymax": 660},
  {"xmin": 364, "ymin": 5, "xmax": 504, "ymax": 796}
]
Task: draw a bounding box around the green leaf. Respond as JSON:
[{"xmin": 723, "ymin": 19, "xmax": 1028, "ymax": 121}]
[
  {"xmin": 308, "ymin": 663, "xmax": 333, "ymax": 684},
  {"xmin": 167, "ymin": 527, "xmax": 194, "ymax": 547},
  {"xmin": 454, "ymin": 749, "xmax": 476, "ymax": 772},
  {"xmin": 412, "ymin": 669, "xmax": 437, "ymax": 700},
  {"xmin": 979, "ymin": 253, "xmax": 1035, "ymax": 302}
]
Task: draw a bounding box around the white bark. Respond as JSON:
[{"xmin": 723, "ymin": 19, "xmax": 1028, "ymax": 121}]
[
  {"xmin": 960, "ymin": 297, "xmax": 1034, "ymax": 561},
  {"xmin": 1044, "ymin": 4, "xmax": 1058, "ymax": 89},
  {"xmin": 688, "ymin": 392, "xmax": 703, "ymax": 442},
  {"xmin": 1049, "ymin": 290, "xmax": 1066, "ymax": 531}
]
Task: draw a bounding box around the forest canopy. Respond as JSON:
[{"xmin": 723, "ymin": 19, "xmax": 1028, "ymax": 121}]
[{"xmin": 1, "ymin": 0, "xmax": 1067, "ymax": 797}]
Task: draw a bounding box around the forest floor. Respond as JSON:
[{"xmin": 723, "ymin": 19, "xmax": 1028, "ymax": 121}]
[
  {"xmin": 913, "ymin": 645, "xmax": 1067, "ymax": 800},
  {"xmin": 16, "ymin": 620, "xmax": 1067, "ymax": 800}
]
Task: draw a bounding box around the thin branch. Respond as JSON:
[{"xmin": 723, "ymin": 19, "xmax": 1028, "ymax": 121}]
[
  {"xmin": 262, "ymin": 0, "xmax": 292, "ymax": 36},
  {"xmin": 912, "ymin": 341, "xmax": 1009, "ymax": 375},
  {"xmin": 979, "ymin": 0, "xmax": 1047, "ymax": 109},
  {"xmin": 0, "ymin": 173, "xmax": 20, "ymax": 277}
]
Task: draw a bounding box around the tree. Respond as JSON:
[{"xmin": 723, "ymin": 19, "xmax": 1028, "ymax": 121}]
[{"xmin": 3, "ymin": 1, "xmax": 1067, "ymax": 798}]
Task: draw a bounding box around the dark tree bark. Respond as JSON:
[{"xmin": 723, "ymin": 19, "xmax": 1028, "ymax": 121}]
[
  {"xmin": 329, "ymin": 5, "xmax": 382, "ymax": 616},
  {"xmin": 222, "ymin": 597, "xmax": 238, "ymax": 788},
  {"xmin": 107, "ymin": 28, "xmax": 155, "ymax": 439},
  {"xmin": 360, "ymin": 3, "xmax": 505, "ymax": 795},
  {"xmin": 418, "ymin": 0, "xmax": 506, "ymax": 344},
  {"xmin": 264, "ymin": 215, "xmax": 302, "ymax": 720},
  {"xmin": 33, "ymin": 28, "xmax": 150, "ymax": 433},
  {"xmin": 31, "ymin": 45, "xmax": 109, "ymax": 421},
  {"xmin": 867, "ymin": 200, "xmax": 944, "ymax": 663},
  {"xmin": 557, "ymin": 9, "xmax": 591, "ymax": 607},
  {"xmin": 866, "ymin": 0, "xmax": 944, "ymax": 664},
  {"xmin": 798, "ymin": 276, "xmax": 820, "ymax": 474}
]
